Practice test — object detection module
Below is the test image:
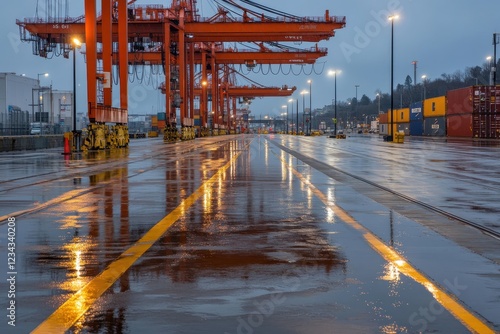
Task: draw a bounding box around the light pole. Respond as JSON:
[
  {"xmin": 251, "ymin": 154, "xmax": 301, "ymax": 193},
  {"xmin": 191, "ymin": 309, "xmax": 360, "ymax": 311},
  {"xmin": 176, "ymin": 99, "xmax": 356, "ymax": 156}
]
[
  {"xmin": 300, "ymin": 90, "xmax": 308, "ymax": 135},
  {"xmin": 389, "ymin": 14, "xmax": 399, "ymax": 141},
  {"xmin": 282, "ymin": 105, "xmax": 287, "ymax": 133},
  {"xmin": 493, "ymin": 33, "xmax": 499, "ymax": 86},
  {"xmin": 36, "ymin": 73, "xmax": 49, "ymax": 124},
  {"xmin": 355, "ymin": 85, "xmax": 359, "ymax": 130},
  {"xmin": 328, "ymin": 70, "xmax": 340, "ymax": 136},
  {"xmin": 376, "ymin": 93, "xmax": 381, "ymax": 114},
  {"xmin": 421, "ymin": 75, "xmax": 427, "ymax": 100},
  {"xmin": 288, "ymin": 98, "xmax": 294, "ymax": 134},
  {"xmin": 72, "ymin": 38, "xmax": 82, "ymax": 133},
  {"xmin": 296, "ymin": 98, "xmax": 299, "ymax": 135},
  {"xmin": 307, "ymin": 79, "xmax": 312, "ymax": 135},
  {"xmin": 487, "ymin": 56, "xmax": 493, "ymax": 85}
]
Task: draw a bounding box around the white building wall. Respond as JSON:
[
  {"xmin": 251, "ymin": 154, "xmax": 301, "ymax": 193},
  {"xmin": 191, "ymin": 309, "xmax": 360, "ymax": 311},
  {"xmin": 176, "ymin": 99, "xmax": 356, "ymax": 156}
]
[{"xmin": 0, "ymin": 73, "xmax": 39, "ymax": 116}]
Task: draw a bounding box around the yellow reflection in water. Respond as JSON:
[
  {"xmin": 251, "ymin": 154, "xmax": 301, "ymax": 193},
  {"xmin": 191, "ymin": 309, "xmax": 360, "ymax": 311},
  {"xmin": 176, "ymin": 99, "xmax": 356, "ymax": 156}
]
[{"xmin": 380, "ymin": 262, "xmax": 400, "ymax": 282}]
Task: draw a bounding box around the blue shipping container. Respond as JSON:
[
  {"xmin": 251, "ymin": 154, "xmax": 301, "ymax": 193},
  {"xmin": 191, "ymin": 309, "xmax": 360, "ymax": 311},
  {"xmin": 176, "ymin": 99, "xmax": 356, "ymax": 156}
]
[
  {"xmin": 409, "ymin": 120, "xmax": 423, "ymax": 136},
  {"xmin": 423, "ymin": 117, "xmax": 446, "ymax": 136},
  {"xmin": 410, "ymin": 102, "xmax": 423, "ymax": 121},
  {"xmin": 157, "ymin": 112, "xmax": 166, "ymax": 121}
]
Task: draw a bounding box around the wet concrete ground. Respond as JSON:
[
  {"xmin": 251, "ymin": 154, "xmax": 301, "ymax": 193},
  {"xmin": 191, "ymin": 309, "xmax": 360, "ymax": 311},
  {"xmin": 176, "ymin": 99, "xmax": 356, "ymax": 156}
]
[{"xmin": 0, "ymin": 134, "xmax": 499, "ymax": 333}]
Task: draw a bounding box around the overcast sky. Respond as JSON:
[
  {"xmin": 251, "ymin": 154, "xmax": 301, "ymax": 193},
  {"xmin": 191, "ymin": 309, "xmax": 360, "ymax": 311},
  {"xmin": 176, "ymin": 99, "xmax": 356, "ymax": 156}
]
[{"xmin": 2, "ymin": 0, "xmax": 500, "ymax": 117}]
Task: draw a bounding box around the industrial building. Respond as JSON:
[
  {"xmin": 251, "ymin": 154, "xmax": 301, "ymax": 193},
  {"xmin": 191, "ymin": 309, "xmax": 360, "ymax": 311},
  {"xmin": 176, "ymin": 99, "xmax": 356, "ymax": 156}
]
[{"xmin": 0, "ymin": 72, "xmax": 74, "ymax": 135}]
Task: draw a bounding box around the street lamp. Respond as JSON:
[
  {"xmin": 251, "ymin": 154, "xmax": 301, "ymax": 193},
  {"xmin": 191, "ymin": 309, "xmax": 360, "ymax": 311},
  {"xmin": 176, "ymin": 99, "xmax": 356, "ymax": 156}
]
[
  {"xmin": 389, "ymin": 14, "xmax": 399, "ymax": 141},
  {"xmin": 307, "ymin": 79, "xmax": 312, "ymax": 135},
  {"xmin": 355, "ymin": 85, "xmax": 360, "ymax": 130},
  {"xmin": 487, "ymin": 56, "xmax": 493, "ymax": 85},
  {"xmin": 282, "ymin": 105, "xmax": 287, "ymax": 133},
  {"xmin": 37, "ymin": 72, "xmax": 49, "ymax": 83},
  {"xmin": 328, "ymin": 70, "xmax": 340, "ymax": 136},
  {"xmin": 376, "ymin": 93, "xmax": 381, "ymax": 114},
  {"xmin": 201, "ymin": 80, "xmax": 207, "ymax": 127},
  {"xmin": 421, "ymin": 75, "xmax": 427, "ymax": 100},
  {"xmin": 72, "ymin": 37, "xmax": 82, "ymax": 133},
  {"xmin": 300, "ymin": 90, "xmax": 309, "ymax": 135},
  {"xmin": 288, "ymin": 98, "xmax": 294, "ymax": 134},
  {"xmin": 36, "ymin": 73, "xmax": 49, "ymax": 124}
]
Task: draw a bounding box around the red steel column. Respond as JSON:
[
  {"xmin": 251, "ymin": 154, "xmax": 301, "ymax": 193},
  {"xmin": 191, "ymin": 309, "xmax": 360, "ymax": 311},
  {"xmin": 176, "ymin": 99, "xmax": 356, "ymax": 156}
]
[
  {"xmin": 163, "ymin": 22, "xmax": 171, "ymax": 123},
  {"xmin": 102, "ymin": 0, "xmax": 113, "ymax": 107},
  {"xmin": 178, "ymin": 8, "xmax": 186, "ymax": 125},
  {"xmin": 85, "ymin": 0, "xmax": 97, "ymax": 122},
  {"xmin": 118, "ymin": 0, "xmax": 128, "ymax": 123}
]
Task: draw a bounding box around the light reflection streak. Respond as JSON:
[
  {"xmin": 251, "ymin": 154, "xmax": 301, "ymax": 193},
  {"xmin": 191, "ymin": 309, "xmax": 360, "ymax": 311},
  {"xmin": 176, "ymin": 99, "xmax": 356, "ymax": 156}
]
[
  {"xmin": 380, "ymin": 262, "xmax": 400, "ymax": 282},
  {"xmin": 270, "ymin": 143, "xmax": 496, "ymax": 334},
  {"xmin": 281, "ymin": 151, "xmax": 287, "ymax": 182}
]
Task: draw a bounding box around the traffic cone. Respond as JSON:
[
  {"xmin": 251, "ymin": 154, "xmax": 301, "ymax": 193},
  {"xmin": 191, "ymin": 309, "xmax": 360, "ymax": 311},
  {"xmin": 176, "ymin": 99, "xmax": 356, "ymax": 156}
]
[{"xmin": 62, "ymin": 136, "xmax": 71, "ymax": 155}]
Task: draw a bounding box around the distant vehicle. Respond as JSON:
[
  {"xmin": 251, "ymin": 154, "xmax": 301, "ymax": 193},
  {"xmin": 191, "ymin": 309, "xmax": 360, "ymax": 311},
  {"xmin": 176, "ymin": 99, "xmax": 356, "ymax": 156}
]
[{"xmin": 30, "ymin": 122, "xmax": 52, "ymax": 135}]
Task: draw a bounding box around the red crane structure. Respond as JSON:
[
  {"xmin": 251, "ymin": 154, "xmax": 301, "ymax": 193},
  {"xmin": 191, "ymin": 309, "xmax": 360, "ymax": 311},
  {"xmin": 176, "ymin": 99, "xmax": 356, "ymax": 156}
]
[{"xmin": 16, "ymin": 0, "xmax": 346, "ymax": 149}]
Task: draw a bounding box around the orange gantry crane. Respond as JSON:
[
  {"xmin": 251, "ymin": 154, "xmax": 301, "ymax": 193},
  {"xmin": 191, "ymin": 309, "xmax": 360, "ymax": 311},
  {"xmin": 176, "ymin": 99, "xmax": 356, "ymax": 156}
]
[{"xmin": 16, "ymin": 0, "xmax": 345, "ymax": 147}]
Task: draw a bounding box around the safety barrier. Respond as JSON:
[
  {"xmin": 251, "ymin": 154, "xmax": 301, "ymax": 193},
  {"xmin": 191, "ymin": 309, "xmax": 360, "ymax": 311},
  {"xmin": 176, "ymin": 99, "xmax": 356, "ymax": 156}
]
[{"xmin": 0, "ymin": 135, "xmax": 64, "ymax": 152}]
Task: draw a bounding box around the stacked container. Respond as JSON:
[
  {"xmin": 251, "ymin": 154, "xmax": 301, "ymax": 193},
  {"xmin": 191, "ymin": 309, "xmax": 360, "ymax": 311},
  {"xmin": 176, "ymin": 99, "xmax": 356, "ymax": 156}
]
[
  {"xmin": 151, "ymin": 115, "xmax": 158, "ymax": 131},
  {"xmin": 157, "ymin": 112, "xmax": 166, "ymax": 131},
  {"xmin": 447, "ymin": 86, "xmax": 500, "ymax": 138},
  {"xmin": 423, "ymin": 96, "xmax": 446, "ymax": 136},
  {"xmin": 394, "ymin": 108, "xmax": 410, "ymax": 135},
  {"xmin": 379, "ymin": 112, "xmax": 388, "ymax": 135},
  {"xmin": 409, "ymin": 101, "xmax": 423, "ymax": 136}
]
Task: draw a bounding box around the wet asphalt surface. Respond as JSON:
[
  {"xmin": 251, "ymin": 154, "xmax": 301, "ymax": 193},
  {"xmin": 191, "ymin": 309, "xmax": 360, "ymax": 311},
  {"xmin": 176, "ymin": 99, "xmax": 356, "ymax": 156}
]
[{"xmin": 0, "ymin": 134, "xmax": 499, "ymax": 333}]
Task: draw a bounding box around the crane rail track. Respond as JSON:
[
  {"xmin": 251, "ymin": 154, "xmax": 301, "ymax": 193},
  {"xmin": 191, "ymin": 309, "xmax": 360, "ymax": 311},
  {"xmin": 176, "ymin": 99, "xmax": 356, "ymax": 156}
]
[
  {"xmin": 0, "ymin": 136, "xmax": 248, "ymax": 224},
  {"xmin": 270, "ymin": 137, "xmax": 500, "ymax": 241}
]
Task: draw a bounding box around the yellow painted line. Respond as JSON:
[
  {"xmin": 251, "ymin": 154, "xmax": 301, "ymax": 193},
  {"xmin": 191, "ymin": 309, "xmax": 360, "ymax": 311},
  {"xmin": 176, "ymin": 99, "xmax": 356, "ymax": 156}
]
[
  {"xmin": 273, "ymin": 147, "xmax": 495, "ymax": 334},
  {"xmin": 32, "ymin": 143, "xmax": 247, "ymax": 334}
]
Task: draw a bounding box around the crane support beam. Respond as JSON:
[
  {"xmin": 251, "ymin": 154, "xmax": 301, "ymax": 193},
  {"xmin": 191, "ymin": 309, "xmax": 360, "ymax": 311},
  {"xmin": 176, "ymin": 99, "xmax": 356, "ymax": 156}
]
[
  {"xmin": 17, "ymin": 18, "xmax": 345, "ymax": 43},
  {"xmin": 93, "ymin": 48, "xmax": 327, "ymax": 65},
  {"xmin": 192, "ymin": 86, "xmax": 296, "ymax": 97}
]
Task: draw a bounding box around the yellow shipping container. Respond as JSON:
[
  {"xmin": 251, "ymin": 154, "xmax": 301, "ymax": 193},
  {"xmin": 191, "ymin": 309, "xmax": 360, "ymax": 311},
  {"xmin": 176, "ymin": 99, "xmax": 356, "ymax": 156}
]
[
  {"xmin": 151, "ymin": 115, "xmax": 158, "ymax": 126},
  {"xmin": 424, "ymin": 96, "xmax": 446, "ymax": 117},
  {"xmin": 395, "ymin": 108, "xmax": 410, "ymax": 123}
]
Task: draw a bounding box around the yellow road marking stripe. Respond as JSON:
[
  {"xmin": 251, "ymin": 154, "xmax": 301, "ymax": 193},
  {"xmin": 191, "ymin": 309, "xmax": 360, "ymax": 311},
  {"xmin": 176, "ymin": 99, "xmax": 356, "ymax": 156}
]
[
  {"xmin": 32, "ymin": 144, "xmax": 246, "ymax": 333},
  {"xmin": 274, "ymin": 146, "xmax": 495, "ymax": 334}
]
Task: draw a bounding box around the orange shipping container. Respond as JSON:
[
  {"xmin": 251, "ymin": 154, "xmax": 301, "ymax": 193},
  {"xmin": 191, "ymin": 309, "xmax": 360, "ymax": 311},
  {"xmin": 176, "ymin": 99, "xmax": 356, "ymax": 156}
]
[
  {"xmin": 151, "ymin": 115, "xmax": 158, "ymax": 126},
  {"xmin": 424, "ymin": 96, "xmax": 446, "ymax": 117},
  {"xmin": 386, "ymin": 109, "xmax": 396, "ymax": 123},
  {"xmin": 157, "ymin": 120, "xmax": 166, "ymax": 129},
  {"xmin": 379, "ymin": 112, "xmax": 388, "ymax": 124}
]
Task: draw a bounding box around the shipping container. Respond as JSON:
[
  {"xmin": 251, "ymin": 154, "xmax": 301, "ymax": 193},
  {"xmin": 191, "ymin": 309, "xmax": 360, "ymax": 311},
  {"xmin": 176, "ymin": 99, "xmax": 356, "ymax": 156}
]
[
  {"xmin": 447, "ymin": 114, "xmax": 472, "ymax": 137},
  {"xmin": 472, "ymin": 86, "xmax": 500, "ymax": 114},
  {"xmin": 447, "ymin": 86, "xmax": 500, "ymax": 116},
  {"xmin": 423, "ymin": 96, "xmax": 446, "ymax": 117},
  {"xmin": 447, "ymin": 87, "xmax": 473, "ymax": 116},
  {"xmin": 395, "ymin": 108, "xmax": 410, "ymax": 123},
  {"xmin": 157, "ymin": 112, "xmax": 166, "ymax": 121},
  {"xmin": 409, "ymin": 120, "xmax": 423, "ymax": 136},
  {"xmin": 423, "ymin": 117, "xmax": 446, "ymax": 136},
  {"xmin": 157, "ymin": 119, "xmax": 166, "ymax": 129},
  {"xmin": 379, "ymin": 112, "xmax": 388, "ymax": 124},
  {"xmin": 151, "ymin": 115, "xmax": 158, "ymax": 126},
  {"xmin": 379, "ymin": 123, "xmax": 388, "ymax": 135},
  {"xmin": 397, "ymin": 123, "xmax": 410, "ymax": 135},
  {"xmin": 410, "ymin": 102, "xmax": 423, "ymax": 121},
  {"xmin": 473, "ymin": 113, "xmax": 500, "ymax": 138}
]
